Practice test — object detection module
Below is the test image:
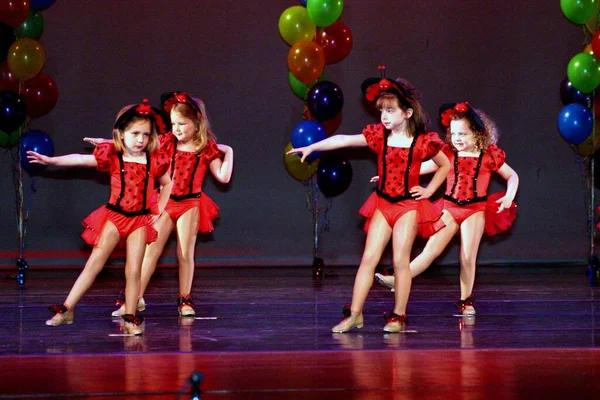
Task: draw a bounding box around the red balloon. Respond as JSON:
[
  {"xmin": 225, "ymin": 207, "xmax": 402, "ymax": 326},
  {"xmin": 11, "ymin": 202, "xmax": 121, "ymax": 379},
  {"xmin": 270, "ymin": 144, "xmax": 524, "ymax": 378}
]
[
  {"xmin": 593, "ymin": 30, "xmax": 600, "ymax": 58},
  {"xmin": 21, "ymin": 72, "xmax": 58, "ymax": 118},
  {"xmin": 0, "ymin": 61, "xmax": 20, "ymax": 92},
  {"xmin": 0, "ymin": 0, "xmax": 30, "ymax": 28},
  {"xmin": 303, "ymin": 106, "xmax": 342, "ymax": 135},
  {"xmin": 315, "ymin": 21, "xmax": 353, "ymax": 64}
]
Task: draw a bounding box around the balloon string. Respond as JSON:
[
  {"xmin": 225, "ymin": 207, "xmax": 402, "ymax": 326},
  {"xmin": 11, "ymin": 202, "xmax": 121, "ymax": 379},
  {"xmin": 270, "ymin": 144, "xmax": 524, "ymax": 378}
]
[{"xmin": 21, "ymin": 177, "xmax": 36, "ymax": 256}]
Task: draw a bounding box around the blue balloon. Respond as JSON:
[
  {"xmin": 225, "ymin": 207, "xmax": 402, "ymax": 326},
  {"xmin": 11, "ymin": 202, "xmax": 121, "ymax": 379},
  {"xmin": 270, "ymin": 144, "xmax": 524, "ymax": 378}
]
[
  {"xmin": 306, "ymin": 81, "xmax": 344, "ymax": 122},
  {"xmin": 300, "ymin": 0, "xmax": 307, "ymax": 5},
  {"xmin": 317, "ymin": 156, "xmax": 353, "ymax": 197},
  {"xmin": 30, "ymin": 0, "xmax": 56, "ymax": 11},
  {"xmin": 557, "ymin": 103, "xmax": 593, "ymax": 145},
  {"xmin": 291, "ymin": 120, "xmax": 327, "ymax": 162},
  {"xmin": 20, "ymin": 129, "xmax": 54, "ymax": 175}
]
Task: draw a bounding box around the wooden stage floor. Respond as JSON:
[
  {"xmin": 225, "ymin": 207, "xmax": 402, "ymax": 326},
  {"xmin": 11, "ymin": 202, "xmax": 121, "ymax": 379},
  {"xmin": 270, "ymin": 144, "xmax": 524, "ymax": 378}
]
[{"xmin": 0, "ymin": 265, "xmax": 598, "ymax": 399}]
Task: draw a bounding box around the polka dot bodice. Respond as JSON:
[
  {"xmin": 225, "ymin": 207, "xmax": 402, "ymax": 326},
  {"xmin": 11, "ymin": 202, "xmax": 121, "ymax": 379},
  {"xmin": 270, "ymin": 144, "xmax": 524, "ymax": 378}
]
[
  {"xmin": 362, "ymin": 124, "xmax": 443, "ymax": 202},
  {"xmin": 93, "ymin": 143, "xmax": 169, "ymax": 213},
  {"xmin": 443, "ymin": 144, "xmax": 506, "ymax": 202},
  {"xmin": 159, "ymin": 133, "xmax": 223, "ymax": 198}
]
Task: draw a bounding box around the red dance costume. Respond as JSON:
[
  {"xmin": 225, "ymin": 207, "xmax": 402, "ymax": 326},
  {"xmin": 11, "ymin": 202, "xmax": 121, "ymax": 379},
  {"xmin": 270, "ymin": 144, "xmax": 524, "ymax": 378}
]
[
  {"xmin": 81, "ymin": 143, "xmax": 170, "ymax": 245},
  {"xmin": 159, "ymin": 133, "xmax": 224, "ymax": 233},
  {"xmin": 359, "ymin": 123, "xmax": 445, "ymax": 237},
  {"xmin": 441, "ymin": 143, "xmax": 517, "ymax": 235}
]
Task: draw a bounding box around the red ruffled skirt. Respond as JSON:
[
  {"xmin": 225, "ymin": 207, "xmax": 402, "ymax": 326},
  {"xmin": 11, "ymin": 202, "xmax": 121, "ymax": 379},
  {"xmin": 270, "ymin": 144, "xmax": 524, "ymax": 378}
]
[
  {"xmin": 81, "ymin": 206, "xmax": 158, "ymax": 246},
  {"xmin": 484, "ymin": 192, "xmax": 518, "ymax": 236},
  {"xmin": 164, "ymin": 194, "xmax": 220, "ymax": 234},
  {"xmin": 358, "ymin": 193, "xmax": 445, "ymax": 238}
]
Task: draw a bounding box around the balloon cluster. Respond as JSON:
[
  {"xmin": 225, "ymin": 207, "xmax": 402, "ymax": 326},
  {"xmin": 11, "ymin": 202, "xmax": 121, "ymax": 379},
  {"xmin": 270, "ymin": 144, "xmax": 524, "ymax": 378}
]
[
  {"xmin": 558, "ymin": 1, "xmax": 600, "ymax": 152},
  {"xmin": 279, "ymin": 0, "xmax": 352, "ymax": 197},
  {"xmin": 0, "ymin": 0, "xmax": 57, "ymax": 173}
]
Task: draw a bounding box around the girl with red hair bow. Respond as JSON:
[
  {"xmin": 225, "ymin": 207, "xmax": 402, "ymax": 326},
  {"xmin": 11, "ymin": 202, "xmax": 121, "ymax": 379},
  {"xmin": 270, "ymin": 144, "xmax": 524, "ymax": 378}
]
[
  {"xmin": 288, "ymin": 69, "xmax": 450, "ymax": 333},
  {"xmin": 375, "ymin": 102, "xmax": 519, "ymax": 316},
  {"xmin": 28, "ymin": 100, "xmax": 173, "ymax": 335}
]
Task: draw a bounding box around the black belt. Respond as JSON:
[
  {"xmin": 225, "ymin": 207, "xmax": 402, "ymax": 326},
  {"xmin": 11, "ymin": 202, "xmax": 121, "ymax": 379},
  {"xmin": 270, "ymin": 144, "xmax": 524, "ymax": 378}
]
[
  {"xmin": 105, "ymin": 203, "xmax": 151, "ymax": 216},
  {"xmin": 443, "ymin": 195, "xmax": 487, "ymax": 206},
  {"xmin": 170, "ymin": 192, "xmax": 202, "ymax": 201}
]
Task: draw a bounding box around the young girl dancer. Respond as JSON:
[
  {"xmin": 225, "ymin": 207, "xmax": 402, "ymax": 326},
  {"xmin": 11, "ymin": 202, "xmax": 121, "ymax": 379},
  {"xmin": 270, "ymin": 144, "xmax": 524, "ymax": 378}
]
[
  {"xmin": 27, "ymin": 100, "xmax": 172, "ymax": 335},
  {"xmin": 375, "ymin": 102, "xmax": 519, "ymax": 315},
  {"xmin": 288, "ymin": 68, "xmax": 450, "ymax": 332},
  {"xmin": 107, "ymin": 92, "xmax": 233, "ymax": 317}
]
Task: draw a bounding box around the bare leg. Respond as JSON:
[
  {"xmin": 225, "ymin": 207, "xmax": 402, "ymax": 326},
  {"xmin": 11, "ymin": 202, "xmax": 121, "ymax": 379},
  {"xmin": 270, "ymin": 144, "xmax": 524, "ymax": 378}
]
[
  {"xmin": 391, "ymin": 211, "xmax": 418, "ymax": 316},
  {"xmin": 332, "ymin": 211, "xmax": 391, "ymax": 332},
  {"xmin": 63, "ymin": 221, "xmax": 121, "ymax": 309},
  {"xmin": 349, "ymin": 211, "xmax": 393, "ymax": 315},
  {"xmin": 124, "ymin": 226, "xmax": 148, "ymax": 316},
  {"xmin": 176, "ymin": 207, "xmax": 199, "ymax": 296},
  {"xmin": 138, "ymin": 212, "xmax": 174, "ymax": 297},
  {"xmin": 458, "ymin": 211, "xmax": 485, "ymax": 300},
  {"xmin": 410, "ymin": 210, "xmax": 459, "ymax": 278}
]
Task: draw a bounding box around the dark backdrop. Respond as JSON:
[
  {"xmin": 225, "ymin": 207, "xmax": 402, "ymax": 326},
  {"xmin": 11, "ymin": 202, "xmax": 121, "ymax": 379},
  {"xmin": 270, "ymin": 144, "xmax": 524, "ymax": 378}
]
[{"xmin": 0, "ymin": 1, "xmax": 588, "ymax": 268}]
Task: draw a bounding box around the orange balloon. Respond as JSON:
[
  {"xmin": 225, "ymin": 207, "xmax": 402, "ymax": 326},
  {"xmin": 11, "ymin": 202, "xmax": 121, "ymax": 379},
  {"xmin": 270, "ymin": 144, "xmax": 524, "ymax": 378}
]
[
  {"xmin": 287, "ymin": 40, "xmax": 325, "ymax": 84},
  {"xmin": 7, "ymin": 38, "xmax": 45, "ymax": 81}
]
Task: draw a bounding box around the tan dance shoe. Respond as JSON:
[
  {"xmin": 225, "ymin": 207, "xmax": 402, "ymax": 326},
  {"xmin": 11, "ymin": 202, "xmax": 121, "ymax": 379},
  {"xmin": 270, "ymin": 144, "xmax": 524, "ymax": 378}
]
[
  {"xmin": 178, "ymin": 294, "xmax": 195, "ymax": 317},
  {"xmin": 382, "ymin": 312, "xmax": 408, "ymax": 333},
  {"xmin": 374, "ymin": 273, "xmax": 395, "ymax": 292},
  {"xmin": 331, "ymin": 305, "xmax": 364, "ymax": 333},
  {"xmin": 46, "ymin": 304, "xmax": 74, "ymax": 326},
  {"xmin": 455, "ymin": 295, "xmax": 476, "ymax": 316},
  {"xmin": 111, "ymin": 297, "xmax": 146, "ymax": 317},
  {"xmin": 122, "ymin": 314, "xmax": 144, "ymax": 335}
]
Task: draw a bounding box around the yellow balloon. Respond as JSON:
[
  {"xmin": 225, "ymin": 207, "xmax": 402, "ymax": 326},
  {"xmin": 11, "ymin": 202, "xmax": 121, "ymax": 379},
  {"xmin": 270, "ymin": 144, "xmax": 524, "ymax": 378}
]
[
  {"xmin": 585, "ymin": 2, "xmax": 600, "ymax": 33},
  {"xmin": 278, "ymin": 6, "xmax": 316, "ymax": 46},
  {"xmin": 284, "ymin": 142, "xmax": 318, "ymax": 181},
  {"xmin": 584, "ymin": 43, "xmax": 595, "ymax": 54},
  {"xmin": 7, "ymin": 38, "xmax": 45, "ymax": 81},
  {"xmin": 575, "ymin": 125, "xmax": 600, "ymax": 156}
]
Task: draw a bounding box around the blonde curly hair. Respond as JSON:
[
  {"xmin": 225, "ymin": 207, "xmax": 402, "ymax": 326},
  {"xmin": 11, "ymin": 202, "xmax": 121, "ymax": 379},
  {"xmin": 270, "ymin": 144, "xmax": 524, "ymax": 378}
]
[{"xmin": 445, "ymin": 108, "xmax": 499, "ymax": 151}]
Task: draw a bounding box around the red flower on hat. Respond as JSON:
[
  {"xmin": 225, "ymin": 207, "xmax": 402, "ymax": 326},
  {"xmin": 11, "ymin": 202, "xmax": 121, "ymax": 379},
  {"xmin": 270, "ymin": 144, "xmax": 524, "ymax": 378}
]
[
  {"xmin": 136, "ymin": 99, "xmax": 152, "ymax": 115},
  {"xmin": 454, "ymin": 102, "xmax": 469, "ymax": 113}
]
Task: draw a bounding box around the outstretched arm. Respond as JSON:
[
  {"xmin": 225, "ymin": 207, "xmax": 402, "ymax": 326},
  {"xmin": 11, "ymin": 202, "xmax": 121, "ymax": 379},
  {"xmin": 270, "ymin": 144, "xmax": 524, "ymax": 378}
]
[
  {"xmin": 83, "ymin": 137, "xmax": 112, "ymax": 146},
  {"xmin": 409, "ymin": 151, "xmax": 450, "ymax": 200},
  {"xmin": 209, "ymin": 144, "xmax": 234, "ymax": 184},
  {"xmin": 495, "ymin": 163, "xmax": 519, "ymax": 212},
  {"xmin": 26, "ymin": 151, "xmax": 97, "ymax": 168},
  {"xmin": 286, "ymin": 134, "xmax": 368, "ymax": 163}
]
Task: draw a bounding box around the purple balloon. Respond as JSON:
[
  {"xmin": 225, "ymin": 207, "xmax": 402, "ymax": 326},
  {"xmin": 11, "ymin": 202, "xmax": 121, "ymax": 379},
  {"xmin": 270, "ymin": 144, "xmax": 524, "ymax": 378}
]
[
  {"xmin": 306, "ymin": 81, "xmax": 344, "ymax": 122},
  {"xmin": 30, "ymin": 0, "xmax": 56, "ymax": 11},
  {"xmin": 560, "ymin": 76, "xmax": 592, "ymax": 107},
  {"xmin": 0, "ymin": 90, "xmax": 27, "ymax": 133},
  {"xmin": 317, "ymin": 156, "xmax": 353, "ymax": 197}
]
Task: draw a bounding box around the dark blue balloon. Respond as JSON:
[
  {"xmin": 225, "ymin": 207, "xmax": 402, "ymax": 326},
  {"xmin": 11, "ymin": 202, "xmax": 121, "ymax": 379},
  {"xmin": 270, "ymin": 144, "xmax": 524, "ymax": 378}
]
[
  {"xmin": 306, "ymin": 81, "xmax": 344, "ymax": 122},
  {"xmin": 20, "ymin": 129, "xmax": 54, "ymax": 175},
  {"xmin": 30, "ymin": 0, "xmax": 56, "ymax": 11},
  {"xmin": 0, "ymin": 90, "xmax": 27, "ymax": 133},
  {"xmin": 291, "ymin": 120, "xmax": 327, "ymax": 162},
  {"xmin": 560, "ymin": 77, "xmax": 592, "ymax": 107},
  {"xmin": 300, "ymin": 0, "xmax": 307, "ymax": 6},
  {"xmin": 317, "ymin": 156, "xmax": 352, "ymax": 197},
  {"xmin": 557, "ymin": 103, "xmax": 593, "ymax": 145}
]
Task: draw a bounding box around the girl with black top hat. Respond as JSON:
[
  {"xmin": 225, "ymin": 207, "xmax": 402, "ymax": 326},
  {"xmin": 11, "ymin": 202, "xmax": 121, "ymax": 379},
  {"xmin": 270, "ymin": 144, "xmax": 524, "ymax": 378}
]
[
  {"xmin": 287, "ymin": 67, "xmax": 450, "ymax": 333},
  {"xmin": 375, "ymin": 102, "xmax": 519, "ymax": 316},
  {"xmin": 90, "ymin": 93, "xmax": 234, "ymax": 318},
  {"xmin": 27, "ymin": 100, "xmax": 173, "ymax": 335}
]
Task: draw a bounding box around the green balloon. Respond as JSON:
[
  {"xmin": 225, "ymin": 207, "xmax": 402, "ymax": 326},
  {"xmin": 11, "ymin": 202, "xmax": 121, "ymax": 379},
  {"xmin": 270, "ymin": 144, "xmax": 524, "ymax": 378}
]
[
  {"xmin": 567, "ymin": 52, "xmax": 600, "ymax": 93},
  {"xmin": 0, "ymin": 131, "xmax": 9, "ymax": 148},
  {"xmin": 560, "ymin": 0, "xmax": 597, "ymax": 25},
  {"xmin": 9, "ymin": 129, "xmax": 20, "ymax": 147},
  {"xmin": 15, "ymin": 9, "xmax": 44, "ymax": 40},
  {"xmin": 307, "ymin": 0, "xmax": 344, "ymax": 28},
  {"xmin": 289, "ymin": 71, "xmax": 325, "ymax": 99}
]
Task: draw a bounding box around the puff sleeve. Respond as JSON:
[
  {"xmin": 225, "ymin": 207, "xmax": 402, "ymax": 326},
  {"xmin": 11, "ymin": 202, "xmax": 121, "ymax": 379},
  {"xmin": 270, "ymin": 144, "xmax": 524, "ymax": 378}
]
[
  {"xmin": 418, "ymin": 132, "xmax": 444, "ymax": 160},
  {"xmin": 362, "ymin": 124, "xmax": 384, "ymax": 153},
  {"xmin": 204, "ymin": 141, "xmax": 224, "ymax": 162},
  {"xmin": 93, "ymin": 143, "xmax": 116, "ymax": 172},
  {"xmin": 487, "ymin": 145, "xmax": 506, "ymax": 171}
]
